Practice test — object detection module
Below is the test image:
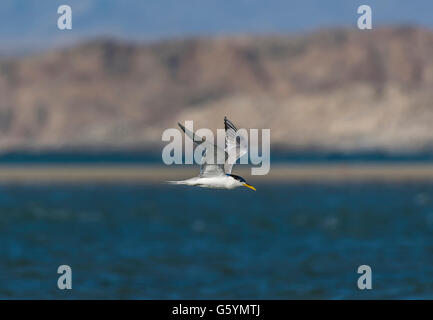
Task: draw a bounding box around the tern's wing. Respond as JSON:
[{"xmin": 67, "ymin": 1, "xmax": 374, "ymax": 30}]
[
  {"xmin": 178, "ymin": 122, "xmax": 226, "ymax": 177},
  {"xmin": 178, "ymin": 122, "xmax": 207, "ymax": 146},
  {"xmin": 224, "ymin": 116, "xmax": 248, "ymax": 174},
  {"xmin": 199, "ymin": 149, "xmax": 226, "ymax": 177}
]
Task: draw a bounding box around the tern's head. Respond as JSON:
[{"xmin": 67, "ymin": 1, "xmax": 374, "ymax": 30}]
[{"xmin": 227, "ymin": 174, "xmax": 256, "ymax": 191}]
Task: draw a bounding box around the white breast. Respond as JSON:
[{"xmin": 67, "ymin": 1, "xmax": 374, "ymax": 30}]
[{"xmin": 194, "ymin": 176, "xmax": 238, "ymax": 189}]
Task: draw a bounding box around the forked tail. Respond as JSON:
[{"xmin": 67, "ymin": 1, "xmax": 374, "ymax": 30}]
[
  {"xmin": 165, "ymin": 178, "xmax": 197, "ymax": 186},
  {"xmin": 165, "ymin": 180, "xmax": 188, "ymax": 185}
]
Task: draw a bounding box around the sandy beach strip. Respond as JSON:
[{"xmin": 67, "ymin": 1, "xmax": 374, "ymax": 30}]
[{"xmin": 0, "ymin": 163, "xmax": 433, "ymax": 183}]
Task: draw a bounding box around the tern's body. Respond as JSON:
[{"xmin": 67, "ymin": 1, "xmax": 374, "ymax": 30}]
[
  {"xmin": 168, "ymin": 117, "xmax": 256, "ymax": 191},
  {"xmin": 170, "ymin": 175, "xmax": 244, "ymax": 189}
]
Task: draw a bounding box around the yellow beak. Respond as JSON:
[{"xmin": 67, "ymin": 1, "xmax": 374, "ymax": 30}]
[{"xmin": 243, "ymin": 183, "xmax": 256, "ymax": 191}]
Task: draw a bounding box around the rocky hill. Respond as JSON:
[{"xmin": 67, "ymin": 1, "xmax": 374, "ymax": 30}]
[{"xmin": 1, "ymin": 26, "xmax": 433, "ymax": 152}]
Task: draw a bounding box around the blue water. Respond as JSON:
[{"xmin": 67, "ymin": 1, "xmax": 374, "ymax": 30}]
[
  {"xmin": 2, "ymin": 151, "xmax": 433, "ymax": 164},
  {"xmin": 1, "ymin": 182, "xmax": 433, "ymax": 299}
]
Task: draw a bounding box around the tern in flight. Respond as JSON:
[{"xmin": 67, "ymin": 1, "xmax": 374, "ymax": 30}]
[{"xmin": 168, "ymin": 117, "xmax": 256, "ymax": 191}]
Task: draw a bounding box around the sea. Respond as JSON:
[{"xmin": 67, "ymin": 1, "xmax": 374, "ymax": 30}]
[{"xmin": 1, "ymin": 151, "xmax": 433, "ymax": 299}]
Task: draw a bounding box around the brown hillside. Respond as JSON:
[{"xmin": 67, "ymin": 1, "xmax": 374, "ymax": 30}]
[{"xmin": 1, "ymin": 27, "xmax": 433, "ymax": 152}]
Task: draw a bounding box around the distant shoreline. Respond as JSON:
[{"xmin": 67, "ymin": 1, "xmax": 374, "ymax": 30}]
[
  {"xmin": 1, "ymin": 164, "xmax": 433, "ymax": 183},
  {"xmin": 2, "ymin": 150, "xmax": 433, "ymax": 164}
]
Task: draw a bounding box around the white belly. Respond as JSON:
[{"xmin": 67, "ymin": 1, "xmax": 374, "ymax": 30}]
[{"xmin": 187, "ymin": 176, "xmax": 237, "ymax": 189}]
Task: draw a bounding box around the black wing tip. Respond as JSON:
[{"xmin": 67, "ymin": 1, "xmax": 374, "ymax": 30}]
[
  {"xmin": 178, "ymin": 122, "xmax": 185, "ymax": 131},
  {"xmin": 224, "ymin": 117, "xmax": 237, "ymax": 131},
  {"xmin": 224, "ymin": 116, "xmax": 230, "ymax": 127}
]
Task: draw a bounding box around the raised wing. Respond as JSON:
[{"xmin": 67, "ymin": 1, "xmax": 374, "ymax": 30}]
[
  {"xmin": 199, "ymin": 149, "xmax": 226, "ymax": 177},
  {"xmin": 178, "ymin": 122, "xmax": 207, "ymax": 146},
  {"xmin": 224, "ymin": 116, "xmax": 248, "ymax": 174},
  {"xmin": 178, "ymin": 122, "xmax": 226, "ymax": 177}
]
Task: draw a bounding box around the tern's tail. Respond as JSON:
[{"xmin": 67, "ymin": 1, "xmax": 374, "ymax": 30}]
[
  {"xmin": 165, "ymin": 180, "xmax": 187, "ymax": 185},
  {"xmin": 165, "ymin": 178, "xmax": 197, "ymax": 186}
]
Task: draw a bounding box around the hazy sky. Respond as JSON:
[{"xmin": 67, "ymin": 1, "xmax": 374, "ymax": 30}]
[{"xmin": 1, "ymin": 0, "xmax": 432, "ymax": 53}]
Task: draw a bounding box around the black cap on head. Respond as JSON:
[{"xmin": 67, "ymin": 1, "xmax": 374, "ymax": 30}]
[{"xmin": 228, "ymin": 174, "xmax": 246, "ymax": 183}]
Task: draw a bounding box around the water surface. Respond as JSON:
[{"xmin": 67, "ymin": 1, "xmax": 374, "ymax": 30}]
[{"xmin": 1, "ymin": 182, "xmax": 433, "ymax": 299}]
